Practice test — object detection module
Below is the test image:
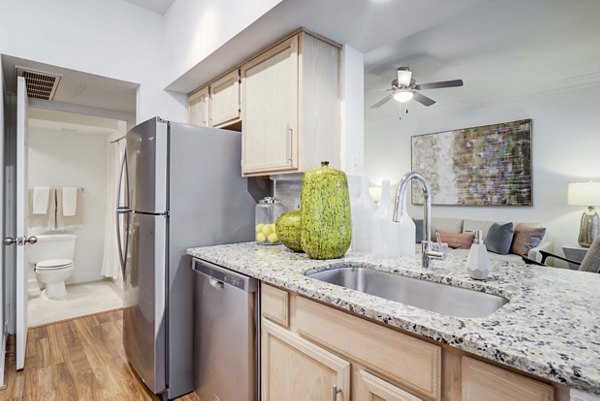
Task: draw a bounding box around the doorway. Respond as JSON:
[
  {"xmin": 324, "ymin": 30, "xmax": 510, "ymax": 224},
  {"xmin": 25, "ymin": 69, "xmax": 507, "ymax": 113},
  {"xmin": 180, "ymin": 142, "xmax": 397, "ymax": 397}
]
[
  {"xmin": 1, "ymin": 54, "xmax": 138, "ymax": 377},
  {"xmin": 26, "ymin": 108, "xmax": 127, "ymax": 327}
]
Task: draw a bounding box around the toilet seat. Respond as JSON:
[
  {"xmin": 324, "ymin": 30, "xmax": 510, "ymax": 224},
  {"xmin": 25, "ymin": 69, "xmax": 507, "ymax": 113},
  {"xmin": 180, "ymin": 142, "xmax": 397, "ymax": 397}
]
[{"xmin": 36, "ymin": 259, "xmax": 74, "ymax": 271}]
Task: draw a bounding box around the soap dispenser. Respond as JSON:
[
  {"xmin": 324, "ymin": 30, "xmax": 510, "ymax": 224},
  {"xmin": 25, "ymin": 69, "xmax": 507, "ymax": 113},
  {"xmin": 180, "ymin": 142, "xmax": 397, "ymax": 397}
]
[{"xmin": 466, "ymin": 230, "xmax": 490, "ymax": 280}]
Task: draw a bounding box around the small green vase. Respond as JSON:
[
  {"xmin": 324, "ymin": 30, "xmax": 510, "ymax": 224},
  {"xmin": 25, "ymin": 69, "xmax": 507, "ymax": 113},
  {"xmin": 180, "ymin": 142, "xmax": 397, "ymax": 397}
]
[
  {"xmin": 300, "ymin": 162, "xmax": 352, "ymax": 259},
  {"xmin": 275, "ymin": 210, "xmax": 304, "ymax": 252}
]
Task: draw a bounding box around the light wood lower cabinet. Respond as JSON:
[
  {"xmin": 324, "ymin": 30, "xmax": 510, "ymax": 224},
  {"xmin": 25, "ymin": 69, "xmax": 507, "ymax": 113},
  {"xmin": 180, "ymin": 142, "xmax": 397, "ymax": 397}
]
[
  {"xmin": 261, "ymin": 319, "xmax": 350, "ymax": 401},
  {"xmin": 259, "ymin": 283, "xmax": 569, "ymax": 401},
  {"xmin": 461, "ymin": 357, "xmax": 554, "ymax": 401}
]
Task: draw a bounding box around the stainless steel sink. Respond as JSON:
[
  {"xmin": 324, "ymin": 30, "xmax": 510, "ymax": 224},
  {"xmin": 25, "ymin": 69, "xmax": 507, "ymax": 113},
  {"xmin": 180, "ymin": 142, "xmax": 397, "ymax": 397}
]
[{"xmin": 305, "ymin": 267, "xmax": 508, "ymax": 318}]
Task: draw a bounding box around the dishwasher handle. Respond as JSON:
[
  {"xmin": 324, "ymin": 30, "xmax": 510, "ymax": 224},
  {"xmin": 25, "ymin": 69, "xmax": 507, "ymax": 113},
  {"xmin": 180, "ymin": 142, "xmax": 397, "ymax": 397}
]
[{"xmin": 193, "ymin": 258, "xmax": 258, "ymax": 293}]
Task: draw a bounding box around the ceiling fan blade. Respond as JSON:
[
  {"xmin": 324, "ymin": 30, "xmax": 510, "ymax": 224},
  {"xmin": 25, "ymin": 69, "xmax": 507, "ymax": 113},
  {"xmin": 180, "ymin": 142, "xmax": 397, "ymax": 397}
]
[
  {"xmin": 370, "ymin": 94, "xmax": 394, "ymax": 109},
  {"xmin": 415, "ymin": 79, "xmax": 463, "ymax": 90},
  {"xmin": 413, "ymin": 91, "xmax": 436, "ymax": 107}
]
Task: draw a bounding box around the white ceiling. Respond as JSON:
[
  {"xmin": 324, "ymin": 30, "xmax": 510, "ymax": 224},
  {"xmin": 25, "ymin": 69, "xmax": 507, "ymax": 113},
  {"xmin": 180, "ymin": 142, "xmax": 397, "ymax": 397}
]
[
  {"xmin": 123, "ymin": 0, "xmax": 175, "ymax": 15},
  {"xmin": 1, "ymin": 55, "xmax": 138, "ymax": 115},
  {"xmin": 364, "ymin": 0, "xmax": 600, "ymax": 118},
  {"xmin": 166, "ymin": 0, "xmax": 494, "ymax": 92}
]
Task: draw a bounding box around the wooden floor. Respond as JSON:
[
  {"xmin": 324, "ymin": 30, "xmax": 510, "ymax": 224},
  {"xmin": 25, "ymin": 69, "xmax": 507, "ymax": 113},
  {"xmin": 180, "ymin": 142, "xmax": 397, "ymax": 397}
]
[{"xmin": 0, "ymin": 309, "xmax": 201, "ymax": 401}]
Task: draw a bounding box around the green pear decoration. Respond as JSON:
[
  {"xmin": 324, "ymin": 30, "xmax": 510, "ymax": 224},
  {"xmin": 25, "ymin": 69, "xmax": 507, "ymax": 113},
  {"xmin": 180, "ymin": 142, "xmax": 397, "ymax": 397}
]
[
  {"xmin": 275, "ymin": 210, "xmax": 304, "ymax": 252},
  {"xmin": 300, "ymin": 161, "xmax": 352, "ymax": 259}
]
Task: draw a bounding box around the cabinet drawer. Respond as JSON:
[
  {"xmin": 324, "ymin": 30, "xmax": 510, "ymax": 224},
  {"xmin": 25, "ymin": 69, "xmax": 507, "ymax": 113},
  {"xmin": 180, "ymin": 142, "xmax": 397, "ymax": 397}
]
[
  {"xmin": 356, "ymin": 369, "xmax": 424, "ymax": 401},
  {"xmin": 295, "ymin": 296, "xmax": 441, "ymax": 400},
  {"xmin": 261, "ymin": 284, "xmax": 289, "ymax": 327},
  {"xmin": 462, "ymin": 357, "xmax": 554, "ymax": 401}
]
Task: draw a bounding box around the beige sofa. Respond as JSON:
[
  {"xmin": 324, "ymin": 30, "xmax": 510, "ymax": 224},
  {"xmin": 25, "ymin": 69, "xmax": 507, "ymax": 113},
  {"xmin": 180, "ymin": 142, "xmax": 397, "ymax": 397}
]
[{"xmin": 419, "ymin": 217, "xmax": 552, "ymax": 264}]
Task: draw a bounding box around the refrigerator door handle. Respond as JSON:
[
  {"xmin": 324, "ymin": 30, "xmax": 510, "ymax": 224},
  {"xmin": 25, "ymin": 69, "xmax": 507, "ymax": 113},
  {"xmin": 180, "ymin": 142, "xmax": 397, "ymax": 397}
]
[{"xmin": 116, "ymin": 147, "xmax": 131, "ymax": 279}]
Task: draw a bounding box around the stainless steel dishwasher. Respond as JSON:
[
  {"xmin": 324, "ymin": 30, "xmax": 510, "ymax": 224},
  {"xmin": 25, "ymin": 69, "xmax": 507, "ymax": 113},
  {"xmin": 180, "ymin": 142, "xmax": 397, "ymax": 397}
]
[{"xmin": 192, "ymin": 258, "xmax": 258, "ymax": 401}]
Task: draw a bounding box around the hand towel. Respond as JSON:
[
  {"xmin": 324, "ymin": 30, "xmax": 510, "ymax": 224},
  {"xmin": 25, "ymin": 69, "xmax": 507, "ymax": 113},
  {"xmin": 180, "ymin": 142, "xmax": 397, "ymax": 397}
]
[
  {"xmin": 32, "ymin": 187, "xmax": 50, "ymax": 215},
  {"xmin": 56, "ymin": 188, "xmax": 83, "ymax": 230},
  {"xmin": 28, "ymin": 189, "xmax": 56, "ymax": 230},
  {"xmin": 62, "ymin": 187, "xmax": 78, "ymax": 217}
]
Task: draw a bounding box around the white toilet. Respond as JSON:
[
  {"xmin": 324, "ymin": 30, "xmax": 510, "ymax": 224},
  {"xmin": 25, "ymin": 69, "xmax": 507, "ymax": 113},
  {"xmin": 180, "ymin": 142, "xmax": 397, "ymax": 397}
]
[{"xmin": 28, "ymin": 234, "xmax": 76, "ymax": 300}]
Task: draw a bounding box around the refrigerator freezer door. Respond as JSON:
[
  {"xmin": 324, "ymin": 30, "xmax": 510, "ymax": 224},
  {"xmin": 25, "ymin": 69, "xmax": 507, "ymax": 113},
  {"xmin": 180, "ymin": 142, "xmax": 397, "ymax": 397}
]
[
  {"xmin": 126, "ymin": 118, "xmax": 168, "ymax": 214},
  {"xmin": 123, "ymin": 212, "xmax": 167, "ymax": 395}
]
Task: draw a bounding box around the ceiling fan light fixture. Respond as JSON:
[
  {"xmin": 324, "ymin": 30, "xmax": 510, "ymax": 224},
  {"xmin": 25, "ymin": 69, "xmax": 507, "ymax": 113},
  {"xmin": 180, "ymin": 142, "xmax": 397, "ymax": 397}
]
[{"xmin": 393, "ymin": 90, "xmax": 414, "ymax": 103}]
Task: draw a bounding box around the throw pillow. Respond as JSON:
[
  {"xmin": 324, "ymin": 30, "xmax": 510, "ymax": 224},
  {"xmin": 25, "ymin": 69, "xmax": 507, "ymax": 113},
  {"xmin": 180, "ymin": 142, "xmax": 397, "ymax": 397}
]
[
  {"xmin": 437, "ymin": 229, "xmax": 474, "ymax": 249},
  {"xmin": 484, "ymin": 222, "xmax": 515, "ymax": 255},
  {"xmin": 511, "ymin": 224, "xmax": 546, "ymax": 257}
]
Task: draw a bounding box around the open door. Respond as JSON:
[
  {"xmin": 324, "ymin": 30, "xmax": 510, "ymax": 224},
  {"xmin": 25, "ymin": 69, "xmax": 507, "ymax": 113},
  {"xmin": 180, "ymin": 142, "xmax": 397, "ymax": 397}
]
[{"xmin": 14, "ymin": 77, "xmax": 34, "ymax": 370}]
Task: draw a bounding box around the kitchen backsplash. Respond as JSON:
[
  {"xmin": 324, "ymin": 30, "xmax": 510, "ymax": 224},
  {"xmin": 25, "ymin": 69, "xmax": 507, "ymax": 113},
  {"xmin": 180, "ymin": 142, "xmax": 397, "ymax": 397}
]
[{"xmin": 273, "ymin": 175, "xmax": 302, "ymax": 211}]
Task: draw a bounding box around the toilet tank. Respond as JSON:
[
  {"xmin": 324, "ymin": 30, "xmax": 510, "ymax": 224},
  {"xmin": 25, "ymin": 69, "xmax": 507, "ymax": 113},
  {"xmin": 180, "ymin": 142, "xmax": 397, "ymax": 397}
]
[{"xmin": 27, "ymin": 234, "xmax": 77, "ymax": 265}]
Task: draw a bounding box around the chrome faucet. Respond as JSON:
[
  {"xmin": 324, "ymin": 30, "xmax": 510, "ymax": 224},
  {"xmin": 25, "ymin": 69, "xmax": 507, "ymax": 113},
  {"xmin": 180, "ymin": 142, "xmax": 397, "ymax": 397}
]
[{"xmin": 393, "ymin": 171, "xmax": 446, "ymax": 270}]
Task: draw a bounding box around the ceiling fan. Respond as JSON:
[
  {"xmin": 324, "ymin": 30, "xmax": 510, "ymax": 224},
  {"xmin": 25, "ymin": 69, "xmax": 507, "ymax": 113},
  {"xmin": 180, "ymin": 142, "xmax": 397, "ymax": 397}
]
[{"xmin": 371, "ymin": 67, "xmax": 463, "ymax": 108}]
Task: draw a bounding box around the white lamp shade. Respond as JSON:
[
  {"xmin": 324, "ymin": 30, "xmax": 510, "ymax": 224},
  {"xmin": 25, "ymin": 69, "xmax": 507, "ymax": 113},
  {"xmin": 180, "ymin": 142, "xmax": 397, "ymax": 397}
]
[
  {"xmin": 393, "ymin": 91, "xmax": 414, "ymax": 103},
  {"xmin": 568, "ymin": 182, "xmax": 600, "ymax": 206}
]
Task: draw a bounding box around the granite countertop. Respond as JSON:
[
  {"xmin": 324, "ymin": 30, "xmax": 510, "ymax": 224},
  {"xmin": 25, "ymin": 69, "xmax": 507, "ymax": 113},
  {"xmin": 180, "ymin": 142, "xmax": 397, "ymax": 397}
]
[{"xmin": 187, "ymin": 242, "xmax": 600, "ymax": 395}]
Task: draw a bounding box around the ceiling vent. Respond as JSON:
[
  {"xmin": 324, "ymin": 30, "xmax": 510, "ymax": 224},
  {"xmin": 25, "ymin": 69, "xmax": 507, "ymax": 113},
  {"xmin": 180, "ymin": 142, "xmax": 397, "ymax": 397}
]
[{"xmin": 16, "ymin": 67, "xmax": 62, "ymax": 101}]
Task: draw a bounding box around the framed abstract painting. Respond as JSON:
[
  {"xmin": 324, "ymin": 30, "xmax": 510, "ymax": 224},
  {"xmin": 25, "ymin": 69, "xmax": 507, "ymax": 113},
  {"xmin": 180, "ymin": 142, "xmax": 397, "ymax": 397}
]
[{"xmin": 411, "ymin": 119, "xmax": 532, "ymax": 206}]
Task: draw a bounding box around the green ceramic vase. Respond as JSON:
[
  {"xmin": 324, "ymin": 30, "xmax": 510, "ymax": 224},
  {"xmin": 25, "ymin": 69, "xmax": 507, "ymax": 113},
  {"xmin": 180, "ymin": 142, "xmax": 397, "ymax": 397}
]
[
  {"xmin": 275, "ymin": 210, "xmax": 304, "ymax": 252},
  {"xmin": 300, "ymin": 161, "xmax": 352, "ymax": 259}
]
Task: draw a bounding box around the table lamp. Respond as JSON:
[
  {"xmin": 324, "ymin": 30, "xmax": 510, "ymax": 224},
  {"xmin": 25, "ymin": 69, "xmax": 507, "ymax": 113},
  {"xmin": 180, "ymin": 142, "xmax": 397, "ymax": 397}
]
[{"xmin": 568, "ymin": 181, "xmax": 600, "ymax": 247}]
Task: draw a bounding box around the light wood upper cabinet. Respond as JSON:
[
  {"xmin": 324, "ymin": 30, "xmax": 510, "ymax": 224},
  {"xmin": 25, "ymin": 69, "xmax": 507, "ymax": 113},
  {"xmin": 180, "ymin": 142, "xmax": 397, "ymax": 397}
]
[
  {"xmin": 188, "ymin": 86, "xmax": 209, "ymax": 127},
  {"xmin": 261, "ymin": 319, "xmax": 350, "ymax": 401},
  {"xmin": 241, "ymin": 35, "xmax": 299, "ymax": 174},
  {"xmin": 260, "ymin": 288, "xmax": 567, "ymax": 401},
  {"xmin": 210, "ymin": 70, "xmax": 241, "ymax": 127},
  {"xmin": 241, "ymin": 31, "xmax": 340, "ymax": 176}
]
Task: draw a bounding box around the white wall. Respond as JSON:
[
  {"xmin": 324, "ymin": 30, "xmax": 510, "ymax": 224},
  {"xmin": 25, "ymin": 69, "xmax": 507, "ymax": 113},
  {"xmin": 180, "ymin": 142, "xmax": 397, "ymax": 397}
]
[
  {"xmin": 340, "ymin": 45, "xmax": 365, "ymax": 174},
  {"xmin": 364, "ymin": 0, "xmax": 600, "ymax": 255},
  {"xmin": 366, "ymin": 85, "xmax": 600, "ymax": 254},
  {"xmin": 28, "ymin": 128, "xmax": 109, "ymax": 284},
  {"xmin": 0, "ymin": 0, "xmax": 187, "ymax": 123},
  {"xmin": 163, "ymin": 0, "xmax": 283, "ymax": 87}
]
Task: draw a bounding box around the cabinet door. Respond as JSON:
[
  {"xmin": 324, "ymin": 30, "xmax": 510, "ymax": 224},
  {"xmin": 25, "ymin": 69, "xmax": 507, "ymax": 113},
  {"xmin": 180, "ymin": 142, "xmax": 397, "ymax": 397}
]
[
  {"xmin": 210, "ymin": 70, "xmax": 240, "ymax": 127},
  {"xmin": 188, "ymin": 86, "xmax": 209, "ymax": 126},
  {"xmin": 262, "ymin": 319, "xmax": 350, "ymax": 401},
  {"xmin": 356, "ymin": 370, "xmax": 424, "ymax": 401},
  {"xmin": 462, "ymin": 357, "xmax": 554, "ymax": 401},
  {"xmin": 241, "ymin": 35, "xmax": 298, "ymax": 175}
]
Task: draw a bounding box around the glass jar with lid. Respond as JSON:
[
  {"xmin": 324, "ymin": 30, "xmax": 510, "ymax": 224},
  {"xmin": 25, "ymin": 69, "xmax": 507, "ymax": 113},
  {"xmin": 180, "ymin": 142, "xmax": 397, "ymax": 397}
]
[{"xmin": 255, "ymin": 197, "xmax": 285, "ymax": 245}]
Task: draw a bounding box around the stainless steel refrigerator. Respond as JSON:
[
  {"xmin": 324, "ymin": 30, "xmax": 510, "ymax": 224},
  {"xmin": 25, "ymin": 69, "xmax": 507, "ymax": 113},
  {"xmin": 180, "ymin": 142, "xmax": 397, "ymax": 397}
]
[{"xmin": 116, "ymin": 117, "xmax": 264, "ymax": 400}]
